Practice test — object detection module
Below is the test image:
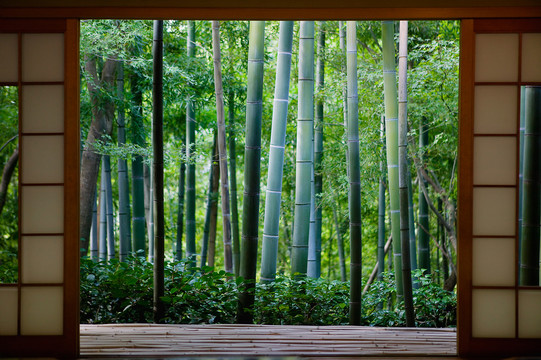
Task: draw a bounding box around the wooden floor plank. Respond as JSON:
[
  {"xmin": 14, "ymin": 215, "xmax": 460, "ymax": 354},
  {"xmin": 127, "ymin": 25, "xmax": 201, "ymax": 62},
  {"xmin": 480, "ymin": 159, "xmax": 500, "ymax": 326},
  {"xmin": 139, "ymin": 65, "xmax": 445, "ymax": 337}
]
[{"xmin": 80, "ymin": 324, "xmax": 456, "ymax": 357}]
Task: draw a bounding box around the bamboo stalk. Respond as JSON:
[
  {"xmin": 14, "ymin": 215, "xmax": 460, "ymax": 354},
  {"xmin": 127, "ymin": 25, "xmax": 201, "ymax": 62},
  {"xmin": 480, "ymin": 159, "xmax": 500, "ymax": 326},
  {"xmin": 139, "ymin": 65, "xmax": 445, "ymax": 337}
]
[
  {"xmin": 261, "ymin": 21, "xmax": 294, "ymax": 282},
  {"xmin": 212, "ymin": 20, "xmax": 234, "ymax": 273},
  {"xmin": 382, "ymin": 20, "xmax": 402, "ymax": 297},
  {"xmin": 346, "ymin": 20, "xmax": 362, "ymax": 325}
]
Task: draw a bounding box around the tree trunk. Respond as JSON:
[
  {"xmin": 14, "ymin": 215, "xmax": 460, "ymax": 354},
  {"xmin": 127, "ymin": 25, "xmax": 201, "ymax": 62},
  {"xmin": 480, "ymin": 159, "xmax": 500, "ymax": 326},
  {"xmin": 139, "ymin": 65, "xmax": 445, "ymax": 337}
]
[
  {"xmin": 201, "ymin": 134, "xmax": 220, "ymax": 268},
  {"xmin": 144, "ymin": 162, "xmax": 154, "ymax": 261},
  {"xmin": 520, "ymin": 86, "xmax": 541, "ymax": 286},
  {"xmin": 80, "ymin": 56, "xmax": 116, "ymax": 257},
  {"xmin": 309, "ymin": 21, "xmax": 325, "ymax": 279},
  {"xmin": 103, "ymin": 155, "xmax": 115, "ymax": 261},
  {"xmin": 346, "ymin": 21, "xmax": 362, "ymax": 325},
  {"xmin": 227, "ymin": 90, "xmax": 241, "ymax": 276},
  {"xmin": 90, "ymin": 186, "xmax": 98, "ymax": 261},
  {"xmin": 382, "ymin": 20, "xmax": 403, "ymax": 297},
  {"xmin": 152, "ymin": 20, "xmax": 165, "ymax": 323},
  {"xmin": 0, "ymin": 147, "xmax": 18, "ymax": 216},
  {"xmin": 518, "ymin": 86, "xmax": 526, "ymax": 265},
  {"xmin": 99, "ymin": 162, "xmax": 107, "ymax": 261},
  {"xmin": 407, "ymin": 165, "xmax": 417, "ymax": 272},
  {"xmin": 130, "ymin": 69, "xmax": 147, "ymax": 257},
  {"xmin": 398, "ymin": 20, "xmax": 415, "ymax": 327},
  {"xmin": 175, "ymin": 159, "xmax": 186, "ymax": 261},
  {"xmin": 332, "ymin": 203, "xmax": 347, "ymax": 282},
  {"xmin": 418, "ymin": 116, "xmax": 430, "ymax": 273},
  {"xmin": 291, "ymin": 21, "xmax": 314, "ymax": 278},
  {"xmin": 238, "ymin": 21, "xmax": 265, "ymax": 324},
  {"xmin": 186, "ymin": 20, "xmax": 197, "ymax": 266},
  {"xmin": 377, "ymin": 116, "xmax": 386, "ymax": 283},
  {"xmin": 117, "ymin": 59, "xmax": 131, "ymax": 261},
  {"xmin": 339, "ymin": 21, "xmax": 347, "ymax": 130},
  {"xmin": 211, "ymin": 20, "xmax": 233, "ymax": 273},
  {"xmin": 261, "ymin": 20, "xmax": 294, "ymax": 283}
]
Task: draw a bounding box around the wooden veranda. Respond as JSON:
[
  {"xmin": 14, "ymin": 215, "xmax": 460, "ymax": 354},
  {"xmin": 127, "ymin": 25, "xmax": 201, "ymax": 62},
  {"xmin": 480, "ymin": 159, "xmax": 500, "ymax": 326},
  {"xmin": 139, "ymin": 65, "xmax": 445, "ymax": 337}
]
[{"xmin": 80, "ymin": 324, "xmax": 457, "ymax": 357}]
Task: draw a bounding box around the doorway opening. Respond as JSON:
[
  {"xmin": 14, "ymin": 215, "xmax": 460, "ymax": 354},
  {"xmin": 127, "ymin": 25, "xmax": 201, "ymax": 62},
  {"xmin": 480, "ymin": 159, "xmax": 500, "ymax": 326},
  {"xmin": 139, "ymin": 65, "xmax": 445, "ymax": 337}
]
[{"xmin": 78, "ymin": 19, "xmax": 459, "ymax": 343}]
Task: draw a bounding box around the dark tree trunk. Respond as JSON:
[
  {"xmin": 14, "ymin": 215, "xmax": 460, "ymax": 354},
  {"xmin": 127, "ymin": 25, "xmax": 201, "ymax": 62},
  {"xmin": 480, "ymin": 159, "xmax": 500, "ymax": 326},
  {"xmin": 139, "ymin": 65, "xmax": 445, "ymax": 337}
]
[
  {"xmin": 152, "ymin": 20, "xmax": 165, "ymax": 323},
  {"xmin": 0, "ymin": 147, "xmax": 18, "ymax": 216},
  {"xmin": 80, "ymin": 56, "xmax": 117, "ymax": 257}
]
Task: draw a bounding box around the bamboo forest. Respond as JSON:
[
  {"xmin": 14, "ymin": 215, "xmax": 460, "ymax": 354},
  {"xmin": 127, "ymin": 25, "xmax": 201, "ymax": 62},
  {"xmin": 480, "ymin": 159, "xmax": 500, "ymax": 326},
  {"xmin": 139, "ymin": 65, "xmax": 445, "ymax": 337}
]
[{"xmin": 2, "ymin": 18, "xmax": 510, "ymax": 327}]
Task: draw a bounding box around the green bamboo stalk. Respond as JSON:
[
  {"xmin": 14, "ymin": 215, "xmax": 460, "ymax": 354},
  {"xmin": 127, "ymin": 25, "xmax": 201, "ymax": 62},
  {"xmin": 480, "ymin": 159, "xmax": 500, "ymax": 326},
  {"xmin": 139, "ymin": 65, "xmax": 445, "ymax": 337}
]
[
  {"xmin": 130, "ymin": 69, "xmax": 146, "ymax": 257},
  {"xmin": 175, "ymin": 159, "xmax": 185, "ymax": 261},
  {"xmin": 103, "ymin": 155, "xmax": 115, "ymax": 261},
  {"xmin": 418, "ymin": 116, "xmax": 430, "ymax": 273},
  {"xmin": 152, "ymin": 20, "xmax": 165, "ymax": 323},
  {"xmin": 333, "ymin": 203, "xmax": 347, "ymax": 281},
  {"xmin": 347, "ymin": 21, "xmax": 362, "ymax": 325},
  {"xmin": 518, "ymin": 86, "xmax": 525, "ymax": 260},
  {"xmin": 339, "ymin": 21, "xmax": 347, "ymax": 128},
  {"xmin": 398, "ymin": 20, "xmax": 415, "ymax": 327},
  {"xmin": 144, "ymin": 163, "xmax": 154, "ymax": 261},
  {"xmin": 90, "ymin": 187, "xmax": 98, "ymax": 261},
  {"xmin": 309, "ymin": 21, "xmax": 325, "ymax": 279},
  {"xmin": 117, "ymin": 59, "xmax": 131, "ymax": 261},
  {"xmin": 382, "ymin": 20, "xmax": 403, "ymax": 297},
  {"xmin": 292, "ymin": 21, "xmax": 314, "ymax": 278},
  {"xmin": 407, "ymin": 165, "xmax": 417, "ymax": 272},
  {"xmin": 186, "ymin": 20, "xmax": 197, "ymax": 266},
  {"xmin": 212, "ymin": 20, "xmax": 233, "ymax": 273},
  {"xmin": 208, "ymin": 143, "xmax": 220, "ymax": 269},
  {"xmin": 228, "ymin": 90, "xmax": 241, "ymax": 276},
  {"xmin": 439, "ymin": 198, "xmax": 449, "ymax": 282},
  {"xmin": 200, "ymin": 140, "xmax": 215, "ymax": 267},
  {"xmin": 237, "ymin": 21, "xmax": 265, "ymax": 324},
  {"xmin": 520, "ymin": 86, "xmax": 541, "ymax": 286},
  {"xmin": 377, "ymin": 115, "xmax": 386, "ymax": 283},
  {"xmin": 261, "ymin": 20, "xmax": 294, "ymax": 283},
  {"xmin": 99, "ymin": 162, "xmax": 107, "ymax": 261}
]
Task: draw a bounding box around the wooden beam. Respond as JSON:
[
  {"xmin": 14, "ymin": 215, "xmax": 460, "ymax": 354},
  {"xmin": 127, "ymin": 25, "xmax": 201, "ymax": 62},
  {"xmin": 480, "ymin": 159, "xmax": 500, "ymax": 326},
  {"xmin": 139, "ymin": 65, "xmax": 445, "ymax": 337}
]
[{"xmin": 0, "ymin": 6, "xmax": 540, "ymax": 20}]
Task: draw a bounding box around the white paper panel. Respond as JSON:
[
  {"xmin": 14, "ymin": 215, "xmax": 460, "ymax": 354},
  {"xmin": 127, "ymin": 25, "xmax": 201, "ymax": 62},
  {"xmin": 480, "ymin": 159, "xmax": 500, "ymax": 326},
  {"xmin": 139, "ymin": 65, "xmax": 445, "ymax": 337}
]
[
  {"xmin": 21, "ymin": 236, "xmax": 63, "ymax": 284},
  {"xmin": 472, "ymin": 289, "xmax": 515, "ymax": 338},
  {"xmin": 21, "ymin": 186, "xmax": 64, "ymax": 234},
  {"xmin": 473, "ymin": 187, "xmax": 516, "ymax": 236},
  {"xmin": 21, "ymin": 85, "xmax": 64, "ymax": 133},
  {"xmin": 519, "ymin": 290, "xmax": 541, "ymax": 338},
  {"xmin": 473, "ymin": 137, "xmax": 516, "ymax": 185},
  {"xmin": 0, "ymin": 288, "xmax": 18, "ymax": 335},
  {"xmin": 474, "ymin": 86, "xmax": 517, "ymax": 134},
  {"xmin": 472, "ymin": 238, "xmax": 515, "ymax": 286},
  {"xmin": 22, "ymin": 34, "xmax": 64, "ymax": 82},
  {"xmin": 522, "ymin": 33, "xmax": 541, "ymax": 82},
  {"xmin": 21, "ymin": 135, "xmax": 64, "ymax": 184},
  {"xmin": 475, "ymin": 34, "xmax": 519, "ymax": 82},
  {"xmin": 0, "ymin": 34, "xmax": 18, "ymax": 83},
  {"xmin": 20, "ymin": 286, "xmax": 63, "ymax": 335}
]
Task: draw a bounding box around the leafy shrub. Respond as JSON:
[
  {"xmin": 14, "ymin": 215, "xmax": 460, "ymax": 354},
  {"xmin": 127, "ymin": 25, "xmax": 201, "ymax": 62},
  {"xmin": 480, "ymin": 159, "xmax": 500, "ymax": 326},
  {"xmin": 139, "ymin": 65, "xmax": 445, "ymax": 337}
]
[
  {"xmin": 253, "ymin": 275, "xmax": 350, "ymax": 325},
  {"xmin": 81, "ymin": 258, "xmax": 455, "ymax": 327},
  {"xmin": 363, "ymin": 270, "xmax": 456, "ymax": 328},
  {"xmin": 80, "ymin": 255, "xmax": 241, "ymax": 324}
]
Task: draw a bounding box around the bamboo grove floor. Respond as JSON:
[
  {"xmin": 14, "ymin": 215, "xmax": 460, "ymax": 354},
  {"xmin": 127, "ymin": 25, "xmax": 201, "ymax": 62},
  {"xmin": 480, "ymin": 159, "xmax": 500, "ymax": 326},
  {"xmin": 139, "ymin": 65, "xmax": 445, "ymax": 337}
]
[{"xmin": 79, "ymin": 324, "xmax": 457, "ymax": 358}]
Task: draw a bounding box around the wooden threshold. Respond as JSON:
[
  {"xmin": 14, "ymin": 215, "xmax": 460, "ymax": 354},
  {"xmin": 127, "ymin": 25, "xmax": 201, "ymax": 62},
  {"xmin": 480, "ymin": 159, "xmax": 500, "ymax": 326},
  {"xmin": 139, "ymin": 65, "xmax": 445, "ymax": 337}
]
[{"xmin": 80, "ymin": 324, "xmax": 457, "ymax": 357}]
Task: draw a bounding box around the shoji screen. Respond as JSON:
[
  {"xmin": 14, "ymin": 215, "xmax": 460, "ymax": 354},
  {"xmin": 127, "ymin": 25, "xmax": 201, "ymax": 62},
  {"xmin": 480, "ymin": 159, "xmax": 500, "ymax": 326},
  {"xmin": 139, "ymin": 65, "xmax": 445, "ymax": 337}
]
[
  {"xmin": 0, "ymin": 19, "xmax": 79, "ymax": 358},
  {"xmin": 458, "ymin": 18, "xmax": 541, "ymax": 356}
]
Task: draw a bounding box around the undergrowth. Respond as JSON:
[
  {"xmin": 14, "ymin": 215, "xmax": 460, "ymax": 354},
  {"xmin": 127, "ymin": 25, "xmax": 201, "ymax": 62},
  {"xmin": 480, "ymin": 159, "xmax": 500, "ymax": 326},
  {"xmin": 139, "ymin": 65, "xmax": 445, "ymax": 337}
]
[{"xmin": 80, "ymin": 255, "xmax": 456, "ymax": 327}]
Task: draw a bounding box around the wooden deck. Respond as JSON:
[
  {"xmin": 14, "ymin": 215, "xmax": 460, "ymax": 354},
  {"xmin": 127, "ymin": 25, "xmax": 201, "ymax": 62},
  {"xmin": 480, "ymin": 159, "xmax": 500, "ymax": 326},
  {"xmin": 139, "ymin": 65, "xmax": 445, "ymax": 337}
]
[{"xmin": 80, "ymin": 324, "xmax": 457, "ymax": 357}]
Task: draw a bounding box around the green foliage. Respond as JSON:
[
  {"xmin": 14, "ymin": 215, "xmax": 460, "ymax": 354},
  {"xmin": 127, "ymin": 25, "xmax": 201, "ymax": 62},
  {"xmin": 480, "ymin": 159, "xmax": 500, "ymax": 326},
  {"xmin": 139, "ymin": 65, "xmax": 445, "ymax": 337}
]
[
  {"xmin": 80, "ymin": 255, "xmax": 241, "ymax": 324},
  {"xmin": 364, "ymin": 270, "xmax": 456, "ymax": 327},
  {"xmin": 0, "ymin": 86, "xmax": 18, "ymax": 284},
  {"xmin": 254, "ymin": 275, "xmax": 350, "ymax": 325},
  {"xmin": 81, "ymin": 258, "xmax": 455, "ymax": 327}
]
